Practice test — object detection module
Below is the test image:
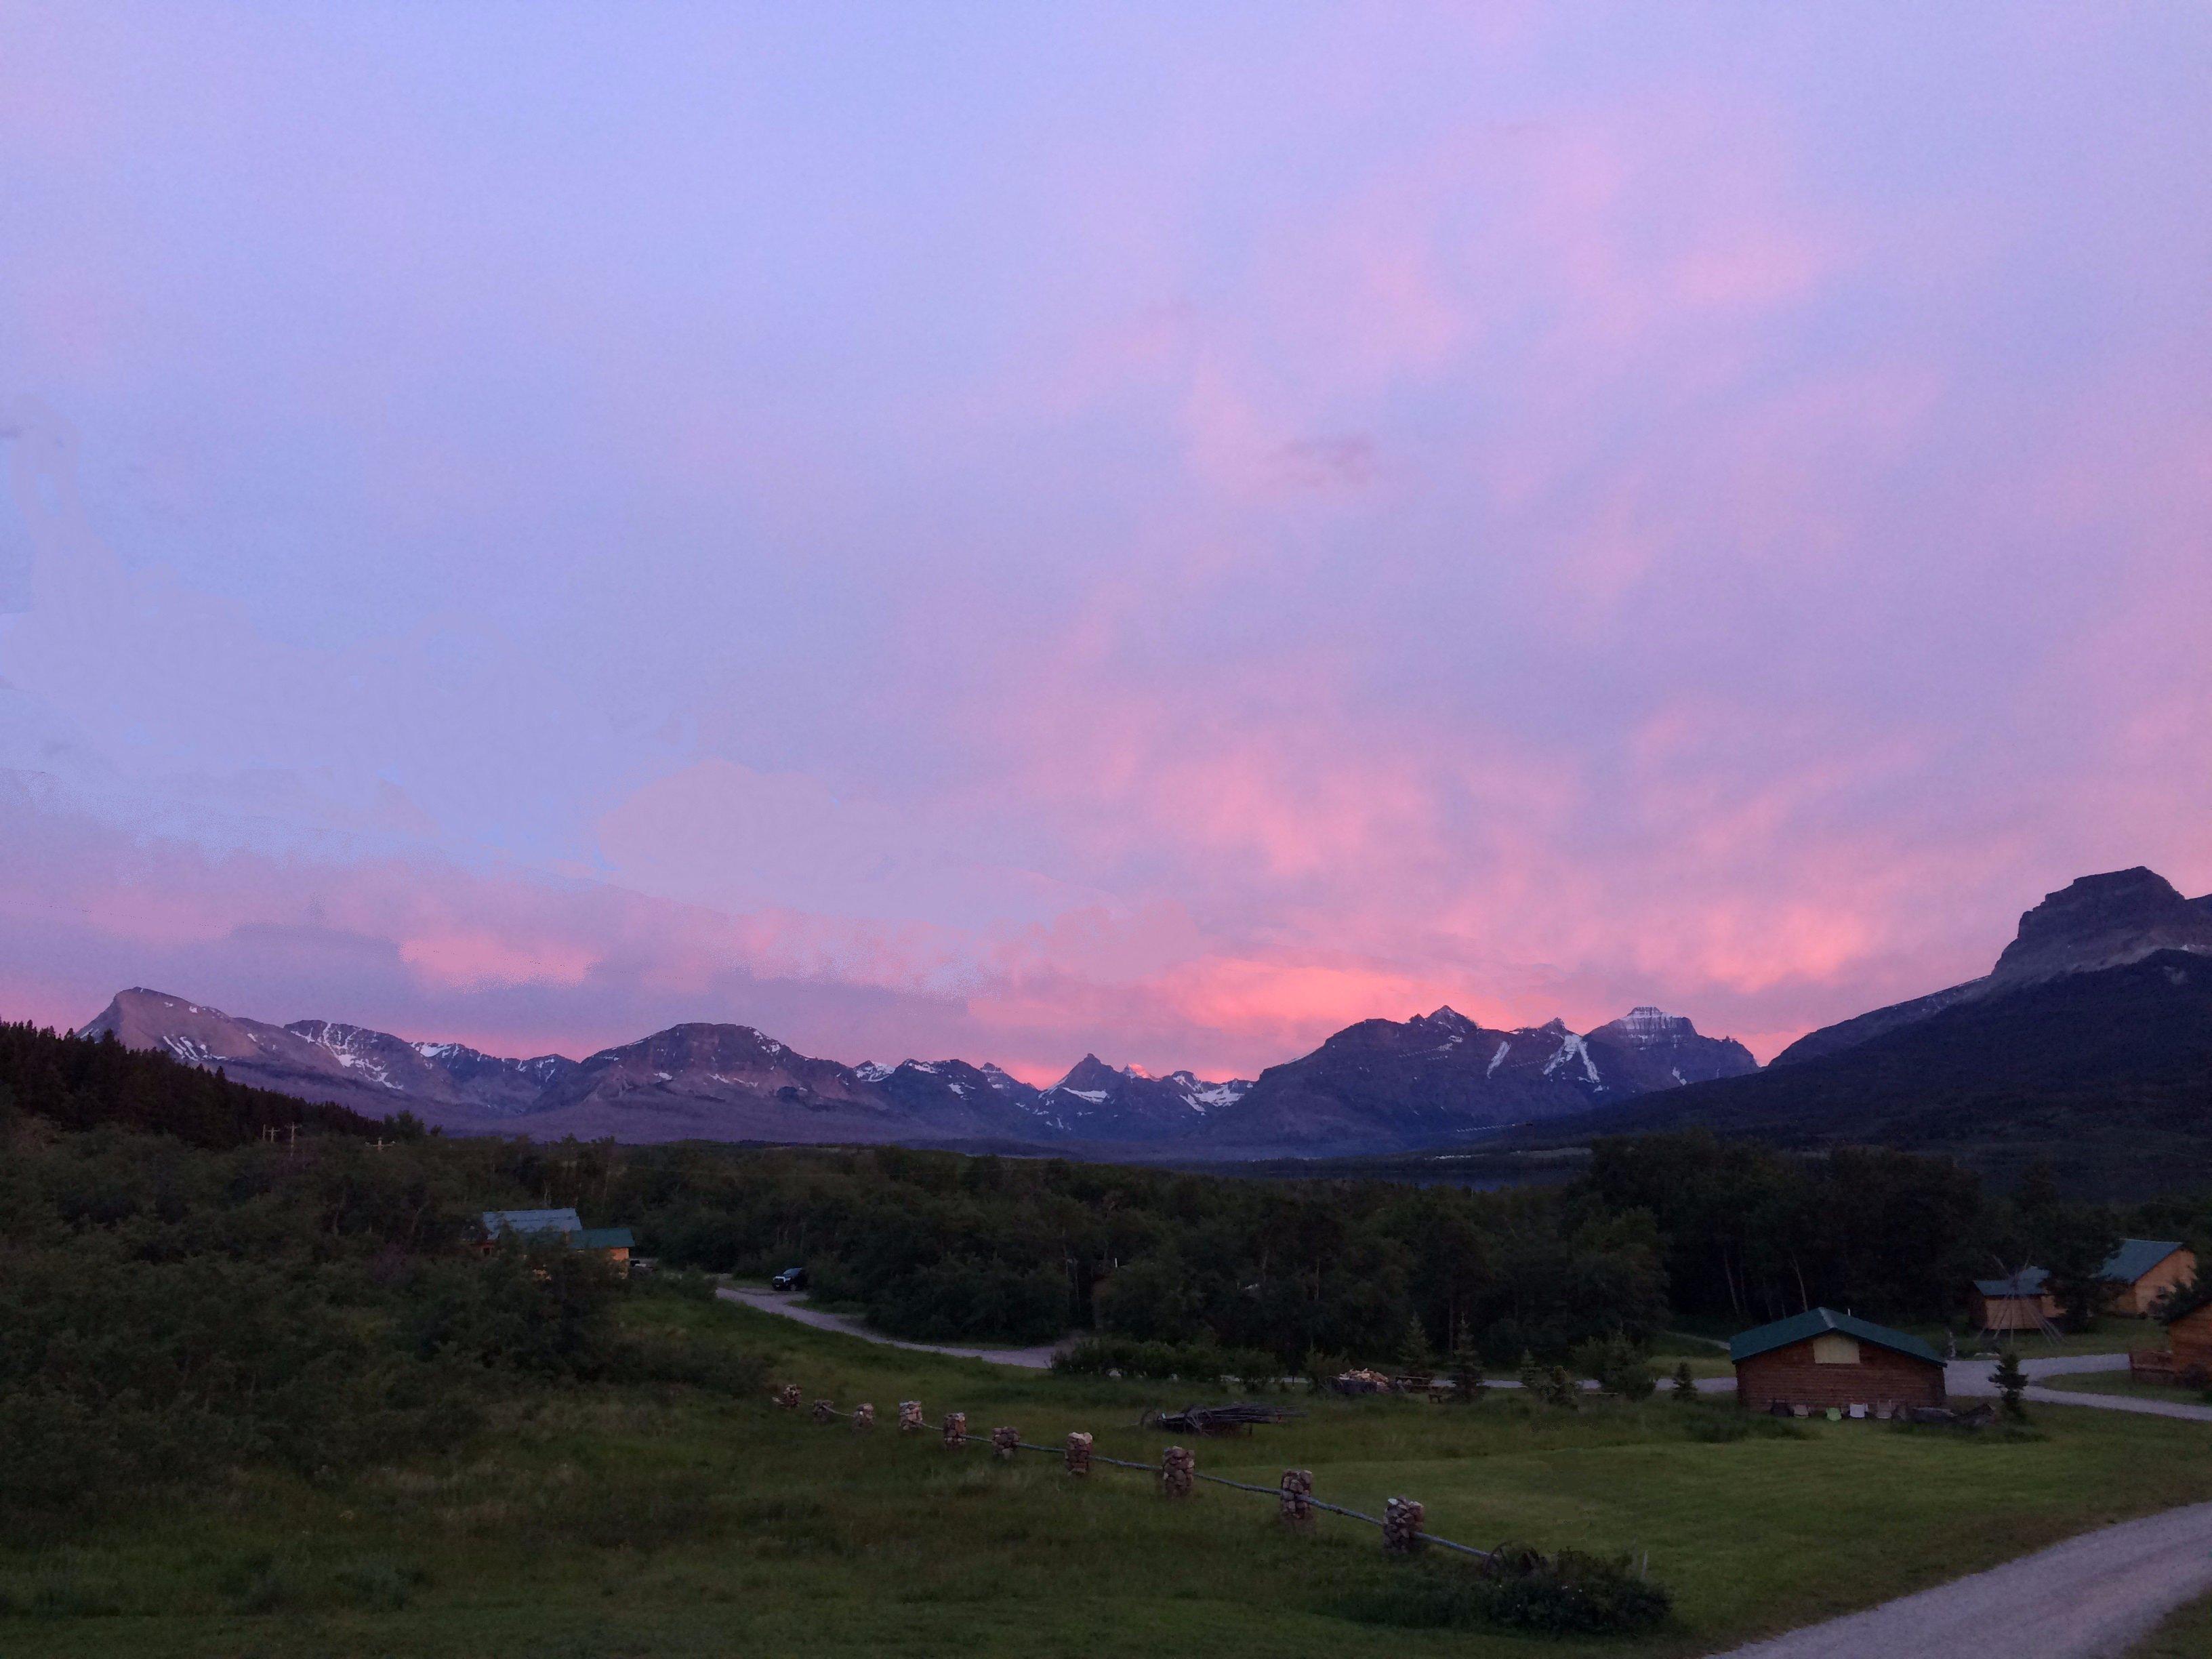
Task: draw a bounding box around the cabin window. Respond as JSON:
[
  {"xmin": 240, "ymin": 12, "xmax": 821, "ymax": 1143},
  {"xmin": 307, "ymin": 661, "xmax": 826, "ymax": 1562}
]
[{"xmin": 1812, "ymin": 1334, "xmax": 1861, "ymax": 1365}]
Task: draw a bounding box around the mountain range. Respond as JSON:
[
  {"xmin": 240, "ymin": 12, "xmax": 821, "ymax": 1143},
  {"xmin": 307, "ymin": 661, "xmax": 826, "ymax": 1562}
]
[
  {"xmin": 73, "ymin": 865, "xmax": 2211, "ymax": 1172},
  {"xmin": 75, "ymin": 990, "xmax": 1749, "ymax": 1157}
]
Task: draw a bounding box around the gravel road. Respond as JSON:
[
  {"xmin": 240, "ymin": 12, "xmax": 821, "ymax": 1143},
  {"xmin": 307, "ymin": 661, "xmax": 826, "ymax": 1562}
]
[
  {"xmin": 714, "ymin": 1284, "xmax": 1069, "ymax": 1368},
  {"xmin": 1711, "ymin": 1500, "xmax": 2212, "ymax": 1658}
]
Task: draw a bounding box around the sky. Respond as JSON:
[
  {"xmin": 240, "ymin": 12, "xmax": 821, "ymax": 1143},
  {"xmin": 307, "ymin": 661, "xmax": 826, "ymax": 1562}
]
[{"xmin": 1, "ymin": 4, "xmax": 2209, "ymax": 1081}]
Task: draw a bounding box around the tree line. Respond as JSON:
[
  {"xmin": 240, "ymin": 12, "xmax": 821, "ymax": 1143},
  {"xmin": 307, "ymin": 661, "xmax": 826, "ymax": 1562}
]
[{"xmin": 9, "ymin": 1015, "xmax": 2211, "ymax": 1503}]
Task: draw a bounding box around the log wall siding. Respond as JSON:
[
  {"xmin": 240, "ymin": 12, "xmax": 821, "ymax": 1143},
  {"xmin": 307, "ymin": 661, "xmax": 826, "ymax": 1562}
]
[
  {"xmin": 1734, "ymin": 1338, "xmax": 1945, "ymax": 1412},
  {"xmin": 2170, "ymin": 1305, "xmax": 2212, "ymax": 1372},
  {"xmin": 2112, "ymin": 1250, "xmax": 2197, "ymax": 1318}
]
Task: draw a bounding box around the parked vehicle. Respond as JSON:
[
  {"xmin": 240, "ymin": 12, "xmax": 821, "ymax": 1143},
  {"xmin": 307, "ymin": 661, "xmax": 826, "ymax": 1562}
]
[{"xmin": 771, "ymin": 1265, "xmax": 808, "ymax": 1292}]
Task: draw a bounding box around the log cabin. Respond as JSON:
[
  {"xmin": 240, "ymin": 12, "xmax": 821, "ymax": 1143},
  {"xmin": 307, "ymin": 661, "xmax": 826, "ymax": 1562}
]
[
  {"xmin": 1729, "ymin": 1308, "xmax": 1946, "ymax": 1414},
  {"xmin": 481, "ymin": 1207, "xmax": 635, "ymax": 1276},
  {"xmin": 2098, "ymin": 1239, "xmax": 2196, "ymax": 1318},
  {"xmin": 2170, "ymin": 1302, "xmax": 2212, "ymax": 1374}
]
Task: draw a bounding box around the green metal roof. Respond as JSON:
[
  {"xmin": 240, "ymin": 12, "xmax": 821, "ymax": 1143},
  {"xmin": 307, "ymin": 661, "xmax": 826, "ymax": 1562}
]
[
  {"xmin": 2099, "ymin": 1239, "xmax": 2185, "ymax": 1286},
  {"xmin": 1728, "ymin": 1307, "xmax": 1942, "ymax": 1368},
  {"xmin": 573, "ymin": 1227, "xmax": 634, "ymax": 1250}
]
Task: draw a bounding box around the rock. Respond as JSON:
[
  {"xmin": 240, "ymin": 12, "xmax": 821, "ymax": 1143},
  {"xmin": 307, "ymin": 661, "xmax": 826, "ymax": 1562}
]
[
  {"xmin": 1065, "ymin": 1431, "xmax": 1093, "ymax": 1475},
  {"xmin": 1161, "ymin": 1446, "xmax": 1194, "ymax": 1498}
]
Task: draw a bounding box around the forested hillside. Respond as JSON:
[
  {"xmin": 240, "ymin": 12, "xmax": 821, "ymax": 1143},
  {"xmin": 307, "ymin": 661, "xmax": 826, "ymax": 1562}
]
[{"xmin": 1, "ymin": 1019, "xmax": 403, "ymax": 1147}]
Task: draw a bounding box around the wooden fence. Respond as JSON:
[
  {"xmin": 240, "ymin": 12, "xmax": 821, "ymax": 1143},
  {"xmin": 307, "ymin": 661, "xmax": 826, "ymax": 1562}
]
[{"xmin": 772, "ymin": 1383, "xmax": 1502, "ymax": 1561}]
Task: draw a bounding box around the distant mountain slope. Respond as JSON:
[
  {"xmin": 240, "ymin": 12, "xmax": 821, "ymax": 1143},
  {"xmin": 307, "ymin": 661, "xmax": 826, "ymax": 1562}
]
[
  {"xmin": 1572, "ymin": 951, "xmax": 2212, "ymax": 1149},
  {"xmin": 1191, "ymin": 1004, "xmax": 1755, "ymax": 1157},
  {"xmin": 1772, "ymin": 868, "xmax": 2212, "ymax": 1068},
  {"xmin": 79, "ymin": 989, "xmax": 577, "ymax": 1121},
  {"xmin": 1030, "ymin": 1054, "xmax": 1252, "ymax": 1141},
  {"xmin": 1544, "ymin": 868, "xmax": 2212, "ymax": 1197}
]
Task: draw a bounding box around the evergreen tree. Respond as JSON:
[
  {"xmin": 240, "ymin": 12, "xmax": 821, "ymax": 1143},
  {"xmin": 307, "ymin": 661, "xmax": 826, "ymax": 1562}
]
[
  {"xmin": 1992, "ymin": 1347, "xmax": 2029, "ymax": 1420},
  {"xmin": 2040, "ymin": 1206, "xmax": 2121, "ymax": 1332},
  {"xmin": 1450, "ymin": 1330, "xmax": 1486, "ymax": 1404},
  {"xmin": 1395, "ymin": 1313, "xmax": 1435, "ymax": 1386},
  {"xmin": 1673, "ymin": 1360, "xmax": 1696, "ymax": 1400}
]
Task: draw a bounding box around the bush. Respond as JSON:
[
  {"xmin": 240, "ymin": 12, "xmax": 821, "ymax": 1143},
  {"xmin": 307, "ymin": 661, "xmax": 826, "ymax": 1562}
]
[
  {"xmin": 1573, "ymin": 1333, "xmax": 1656, "ymax": 1400},
  {"xmin": 1051, "ymin": 1334, "xmax": 1276, "ymax": 1385},
  {"xmin": 1328, "ymin": 1549, "xmax": 1670, "ymax": 1636},
  {"xmin": 1480, "ymin": 1548, "xmax": 1671, "ymax": 1635}
]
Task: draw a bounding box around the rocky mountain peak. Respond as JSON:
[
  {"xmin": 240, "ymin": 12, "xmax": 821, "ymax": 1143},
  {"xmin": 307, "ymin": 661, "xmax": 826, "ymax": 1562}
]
[
  {"xmin": 1053, "ymin": 1054, "xmax": 1124, "ymax": 1092},
  {"xmin": 1991, "ymin": 867, "xmax": 2212, "ymax": 987},
  {"xmin": 1592, "ymin": 1006, "xmax": 1698, "ymax": 1046}
]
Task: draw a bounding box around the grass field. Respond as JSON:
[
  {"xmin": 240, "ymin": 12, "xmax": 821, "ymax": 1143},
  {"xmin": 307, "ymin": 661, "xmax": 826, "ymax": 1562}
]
[
  {"xmin": 6, "ymin": 1290, "xmax": 2212, "ymax": 1658},
  {"xmin": 2129, "ymin": 1586, "xmax": 2212, "ymax": 1658},
  {"xmin": 2038, "ymin": 1370, "xmax": 2212, "ymax": 1404}
]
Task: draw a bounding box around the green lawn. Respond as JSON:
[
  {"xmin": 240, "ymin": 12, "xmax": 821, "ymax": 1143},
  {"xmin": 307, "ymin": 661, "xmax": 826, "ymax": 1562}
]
[
  {"xmin": 1936, "ymin": 1319, "xmax": 2156, "ymax": 1361},
  {"xmin": 7, "ymin": 1292, "xmax": 2212, "ymax": 1658},
  {"xmin": 2038, "ymin": 1370, "xmax": 2212, "ymax": 1404},
  {"xmin": 2130, "ymin": 1588, "xmax": 2212, "ymax": 1658}
]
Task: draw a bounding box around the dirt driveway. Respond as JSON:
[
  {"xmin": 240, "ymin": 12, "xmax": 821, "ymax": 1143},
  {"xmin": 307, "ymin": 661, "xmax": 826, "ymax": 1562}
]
[{"xmin": 1712, "ymin": 1500, "xmax": 2212, "ymax": 1658}]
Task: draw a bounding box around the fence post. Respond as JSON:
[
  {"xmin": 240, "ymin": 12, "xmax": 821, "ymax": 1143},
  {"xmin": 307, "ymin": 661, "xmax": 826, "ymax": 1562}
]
[
  {"xmin": 1279, "ymin": 1469, "xmax": 1313, "ymax": 1529},
  {"xmin": 991, "ymin": 1426, "xmax": 1019, "ymax": 1460},
  {"xmin": 898, "ymin": 1400, "xmax": 923, "ymax": 1433},
  {"xmin": 1161, "ymin": 1446, "xmax": 1194, "ymax": 1498},
  {"xmin": 943, "ymin": 1411, "xmax": 968, "ymax": 1449},
  {"xmin": 776, "ymin": 1384, "xmax": 802, "ymax": 1411},
  {"xmin": 811, "ymin": 1399, "xmax": 835, "ymax": 1425},
  {"xmin": 1382, "ymin": 1497, "xmax": 1425, "ymax": 1555},
  {"xmin": 1065, "ymin": 1431, "xmax": 1093, "ymax": 1475},
  {"xmin": 852, "ymin": 1403, "xmax": 875, "ymax": 1430}
]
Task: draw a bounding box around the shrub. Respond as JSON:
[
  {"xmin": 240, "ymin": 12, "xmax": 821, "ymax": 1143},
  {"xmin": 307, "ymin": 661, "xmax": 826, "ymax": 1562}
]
[
  {"xmin": 1327, "ymin": 1549, "xmax": 1670, "ymax": 1636},
  {"xmin": 1573, "ymin": 1333, "xmax": 1656, "ymax": 1400},
  {"xmin": 1992, "ymin": 1348, "xmax": 2029, "ymax": 1420},
  {"xmin": 1051, "ymin": 1334, "xmax": 1275, "ymax": 1385},
  {"xmin": 1479, "ymin": 1548, "xmax": 1672, "ymax": 1635}
]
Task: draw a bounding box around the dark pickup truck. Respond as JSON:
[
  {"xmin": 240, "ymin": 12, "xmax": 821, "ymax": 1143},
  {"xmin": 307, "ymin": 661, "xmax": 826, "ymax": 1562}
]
[{"xmin": 770, "ymin": 1265, "xmax": 808, "ymax": 1292}]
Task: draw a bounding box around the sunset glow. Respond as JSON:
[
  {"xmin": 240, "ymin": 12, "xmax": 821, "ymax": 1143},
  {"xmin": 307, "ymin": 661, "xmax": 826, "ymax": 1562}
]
[{"xmin": 3, "ymin": 5, "xmax": 2207, "ymax": 1076}]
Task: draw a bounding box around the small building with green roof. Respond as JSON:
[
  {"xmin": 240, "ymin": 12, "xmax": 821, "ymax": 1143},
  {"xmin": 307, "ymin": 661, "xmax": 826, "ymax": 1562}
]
[
  {"xmin": 2098, "ymin": 1239, "xmax": 2195, "ymax": 1317},
  {"xmin": 1729, "ymin": 1308, "xmax": 1946, "ymax": 1414}
]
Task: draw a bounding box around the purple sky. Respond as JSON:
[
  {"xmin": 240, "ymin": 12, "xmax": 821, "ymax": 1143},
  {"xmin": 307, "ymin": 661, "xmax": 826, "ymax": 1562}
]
[{"xmin": 3, "ymin": 5, "xmax": 2208, "ymax": 1080}]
